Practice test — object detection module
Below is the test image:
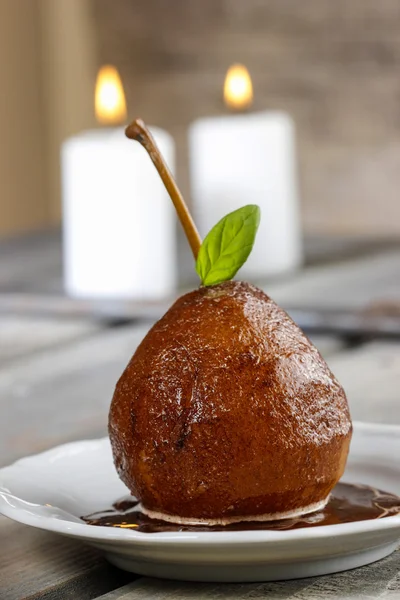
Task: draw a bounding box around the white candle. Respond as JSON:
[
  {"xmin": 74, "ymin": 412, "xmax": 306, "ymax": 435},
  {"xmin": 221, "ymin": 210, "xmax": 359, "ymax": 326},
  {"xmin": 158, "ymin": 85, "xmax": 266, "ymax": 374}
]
[
  {"xmin": 189, "ymin": 67, "xmax": 302, "ymax": 280},
  {"xmin": 61, "ymin": 66, "xmax": 176, "ymax": 300}
]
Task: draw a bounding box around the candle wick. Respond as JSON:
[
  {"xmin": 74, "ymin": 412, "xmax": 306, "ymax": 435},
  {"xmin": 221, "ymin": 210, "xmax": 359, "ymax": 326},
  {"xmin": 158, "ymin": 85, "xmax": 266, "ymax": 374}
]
[{"xmin": 125, "ymin": 119, "xmax": 202, "ymax": 260}]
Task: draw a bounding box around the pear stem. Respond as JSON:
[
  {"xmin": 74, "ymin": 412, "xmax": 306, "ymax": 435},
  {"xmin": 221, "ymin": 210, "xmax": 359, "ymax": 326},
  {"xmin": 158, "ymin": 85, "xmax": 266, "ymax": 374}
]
[{"xmin": 125, "ymin": 118, "xmax": 202, "ymax": 260}]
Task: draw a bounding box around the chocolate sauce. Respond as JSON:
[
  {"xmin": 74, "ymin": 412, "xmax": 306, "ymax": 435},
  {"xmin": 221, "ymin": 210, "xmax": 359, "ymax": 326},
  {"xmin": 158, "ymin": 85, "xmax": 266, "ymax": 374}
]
[{"xmin": 82, "ymin": 483, "xmax": 400, "ymax": 533}]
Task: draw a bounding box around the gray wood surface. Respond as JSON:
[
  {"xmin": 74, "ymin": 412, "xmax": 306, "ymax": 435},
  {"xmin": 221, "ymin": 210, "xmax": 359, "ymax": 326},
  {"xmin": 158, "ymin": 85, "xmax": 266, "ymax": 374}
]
[
  {"xmin": 1, "ymin": 323, "xmax": 150, "ymax": 466},
  {"xmin": 1, "ymin": 235, "xmax": 400, "ymax": 599},
  {"xmin": 0, "ymin": 518, "xmax": 133, "ymax": 600},
  {"xmin": 329, "ymin": 341, "xmax": 400, "ymax": 425},
  {"xmin": 0, "ymin": 230, "xmax": 61, "ymax": 293},
  {"xmin": 267, "ymin": 249, "xmax": 400, "ymax": 311},
  {"xmin": 0, "ymin": 314, "xmax": 99, "ymax": 363},
  {"xmin": 96, "ymin": 548, "xmax": 400, "ymax": 598},
  {"xmin": 308, "ymin": 335, "xmax": 344, "ymax": 358}
]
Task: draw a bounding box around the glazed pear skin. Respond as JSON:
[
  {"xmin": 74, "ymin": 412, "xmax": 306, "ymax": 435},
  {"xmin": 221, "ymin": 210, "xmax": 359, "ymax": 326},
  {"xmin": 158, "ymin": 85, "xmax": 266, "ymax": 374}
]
[{"xmin": 109, "ymin": 281, "xmax": 352, "ymax": 521}]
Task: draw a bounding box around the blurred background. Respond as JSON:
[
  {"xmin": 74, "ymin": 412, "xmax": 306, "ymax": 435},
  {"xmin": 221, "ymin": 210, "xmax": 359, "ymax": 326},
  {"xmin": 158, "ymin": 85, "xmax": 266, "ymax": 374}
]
[{"xmin": 3, "ymin": 0, "xmax": 400, "ymax": 240}]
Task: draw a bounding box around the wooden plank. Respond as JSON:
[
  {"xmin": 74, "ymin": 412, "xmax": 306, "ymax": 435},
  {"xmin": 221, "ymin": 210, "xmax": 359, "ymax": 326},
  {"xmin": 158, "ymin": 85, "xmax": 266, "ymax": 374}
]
[
  {"xmin": 0, "ymin": 231, "xmax": 62, "ymax": 294},
  {"xmin": 0, "ymin": 315, "xmax": 99, "ymax": 363},
  {"xmin": 0, "ymin": 517, "xmax": 133, "ymax": 600},
  {"xmin": 0, "ymin": 292, "xmax": 172, "ymax": 322},
  {"xmin": 267, "ymin": 249, "xmax": 400, "ymax": 312},
  {"xmin": 95, "ymin": 549, "xmax": 400, "ymax": 599},
  {"xmin": 0, "ymin": 323, "xmax": 150, "ymax": 467},
  {"xmin": 327, "ymin": 341, "xmax": 400, "ymax": 424},
  {"xmin": 307, "ymin": 334, "xmax": 344, "ymax": 358}
]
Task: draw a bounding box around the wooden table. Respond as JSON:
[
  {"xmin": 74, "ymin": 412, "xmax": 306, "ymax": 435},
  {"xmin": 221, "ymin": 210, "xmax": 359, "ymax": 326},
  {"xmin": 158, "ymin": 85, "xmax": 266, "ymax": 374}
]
[{"xmin": 1, "ymin": 232, "xmax": 400, "ymax": 599}]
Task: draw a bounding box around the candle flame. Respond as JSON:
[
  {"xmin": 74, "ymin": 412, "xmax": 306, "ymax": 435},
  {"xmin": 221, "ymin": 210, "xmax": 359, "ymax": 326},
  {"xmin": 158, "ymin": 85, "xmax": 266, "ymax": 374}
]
[
  {"xmin": 224, "ymin": 64, "xmax": 253, "ymax": 111},
  {"xmin": 95, "ymin": 65, "xmax": 127, "ymax": 125}
]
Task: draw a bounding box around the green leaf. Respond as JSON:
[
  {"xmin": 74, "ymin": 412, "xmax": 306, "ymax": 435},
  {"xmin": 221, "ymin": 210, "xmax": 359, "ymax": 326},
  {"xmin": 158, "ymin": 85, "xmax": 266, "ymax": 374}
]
[{"xmin": 195, "ymin": 205, "xmax": 261, "ymax": 286}]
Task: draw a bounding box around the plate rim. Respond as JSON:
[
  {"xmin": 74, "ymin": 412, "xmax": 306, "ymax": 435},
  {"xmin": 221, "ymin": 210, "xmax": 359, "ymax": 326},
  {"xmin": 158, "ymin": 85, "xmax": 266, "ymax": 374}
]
[{"xmin": 1, "ymin": 421, "xmax": 400, "ymax": 546}]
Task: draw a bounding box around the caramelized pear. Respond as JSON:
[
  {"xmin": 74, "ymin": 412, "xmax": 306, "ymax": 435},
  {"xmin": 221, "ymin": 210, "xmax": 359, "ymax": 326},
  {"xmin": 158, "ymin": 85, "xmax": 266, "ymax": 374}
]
[
  {"xmin": 111, "ymin": 119, "xmax": 352, "ymax": 524},
  {"xmin": 109, "ymin": 281, "xmax": 352, "ymax": 524}
]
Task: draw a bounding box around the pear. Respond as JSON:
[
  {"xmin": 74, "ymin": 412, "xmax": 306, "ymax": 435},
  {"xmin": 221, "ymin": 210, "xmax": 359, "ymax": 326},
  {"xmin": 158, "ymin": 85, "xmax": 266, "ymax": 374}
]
[
  {"xmin": 109, "ymin": 280, "xmax": 351, "ymax": 523},
  {"xmin": 109, "ymin": 119, "xmax": 352, "ymax": 525}
]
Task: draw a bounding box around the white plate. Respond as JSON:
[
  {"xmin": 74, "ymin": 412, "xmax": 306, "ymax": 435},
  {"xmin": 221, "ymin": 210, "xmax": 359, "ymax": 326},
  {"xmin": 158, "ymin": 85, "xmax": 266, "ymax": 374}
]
[{"xmin": 1, "ymin": 422, "xmax": 400, "ymax": 582}]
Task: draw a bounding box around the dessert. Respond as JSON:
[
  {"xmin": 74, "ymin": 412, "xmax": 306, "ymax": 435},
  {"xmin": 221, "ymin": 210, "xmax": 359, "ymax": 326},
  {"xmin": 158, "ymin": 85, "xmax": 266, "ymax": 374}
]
[{"xmin": 108, "ymin": 119, "xmax": 352, "ymax": 525}]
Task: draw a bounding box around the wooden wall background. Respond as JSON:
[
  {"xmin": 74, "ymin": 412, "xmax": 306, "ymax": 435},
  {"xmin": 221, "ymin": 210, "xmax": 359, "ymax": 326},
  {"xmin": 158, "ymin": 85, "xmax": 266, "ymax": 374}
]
[
  {"xmin": 91, "ymin": 0, "xmax": 400, "ymax": 236},
  {"xmin": 2, "ymin": 0, "xmax": 400, "ymax": 238},
  {"xmin": 0, "ymin": 0, "xmax": 47, "ymax": 236},
  {"xmin": 0, "ymin": 0, "xmax": 96, "ymax": 237}
]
